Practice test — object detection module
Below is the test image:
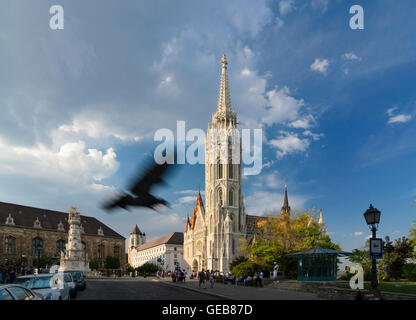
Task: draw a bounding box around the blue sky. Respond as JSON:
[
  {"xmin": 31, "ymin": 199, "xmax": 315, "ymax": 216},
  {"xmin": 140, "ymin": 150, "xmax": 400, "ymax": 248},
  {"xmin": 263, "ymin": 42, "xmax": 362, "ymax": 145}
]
[{"xmin": 0, "ymin": 0, "xmax": 415, "ymax": 252}]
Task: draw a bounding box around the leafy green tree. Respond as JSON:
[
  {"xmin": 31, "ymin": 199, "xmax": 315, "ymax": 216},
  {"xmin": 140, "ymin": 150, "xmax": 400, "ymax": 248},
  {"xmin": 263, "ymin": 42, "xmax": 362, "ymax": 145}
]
[
  {"xmin": 126, "ymin": 263, "xmax": 135, "ymax": 273},
  {"xmin": 409, "ymin": 219, "xmax": 416, "ymax": 247},
  {"xmin": 104, "ymin": 256, "xmax": 120, "ymax": 269},
  {"xmin": 229, "ymin": 256, "xmax": 248, "ymax": 270},
  {"xmin": 33, "ymin": 255, "xmax": 53, "ymax": 268},
  {"xmin": 136, "ymin": 263, "xmax": 159, "ymax": 276},
  {"xmin": 236, "ymin": 208, "xmax": 340, "ymax": 279},
  {"xmin": 379, "ymin": 236, "xmax": 414, "ymax": 281},
  {"xmin": 89, "ymin": 258, "xmax": 100, "ymax": 270}
]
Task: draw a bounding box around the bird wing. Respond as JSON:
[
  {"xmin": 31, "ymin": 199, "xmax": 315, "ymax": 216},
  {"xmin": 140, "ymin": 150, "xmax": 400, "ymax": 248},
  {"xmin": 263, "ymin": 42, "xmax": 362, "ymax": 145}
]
[{"xmin": 130, "ymin": 161, "xmax": 171, "ymax": 196}]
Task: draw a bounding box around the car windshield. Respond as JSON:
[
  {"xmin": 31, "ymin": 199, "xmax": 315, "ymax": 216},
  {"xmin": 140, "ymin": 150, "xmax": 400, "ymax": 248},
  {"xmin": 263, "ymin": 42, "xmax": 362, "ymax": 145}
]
[
  {"xmin": 15, "ymin": 276, "xmax": 53, "ymax": 289},
  {"xmin": 70, "ymin": 272, "xmax": 81, "ymax": 280}
]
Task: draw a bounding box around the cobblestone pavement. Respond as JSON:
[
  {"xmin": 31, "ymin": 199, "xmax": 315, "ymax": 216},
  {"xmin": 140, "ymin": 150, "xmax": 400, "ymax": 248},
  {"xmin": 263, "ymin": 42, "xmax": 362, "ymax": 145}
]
[
  {"xmin": 78, "ymin": 277, "xmax": 323, "ymax": 300},
  {"xmin": 157, "ymin": 279, "xmax": 324, "ymax": 300},
  {"xmin": 76, "ymin": 278, "xmax": 221, "ymax": 300}
]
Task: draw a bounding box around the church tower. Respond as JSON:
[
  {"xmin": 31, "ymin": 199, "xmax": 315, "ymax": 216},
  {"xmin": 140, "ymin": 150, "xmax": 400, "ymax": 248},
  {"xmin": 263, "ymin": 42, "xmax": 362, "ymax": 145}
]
[
  {"xmin": 205, "ymin": 54, "xmax": 245, "ymax": 272},
  {"xmin": 128, "ymin": 224, "xmax": 145, "ymax": 250},
  {"xmin": 281, "ymin": 182, "xmax": 291, "ymax": 216}
]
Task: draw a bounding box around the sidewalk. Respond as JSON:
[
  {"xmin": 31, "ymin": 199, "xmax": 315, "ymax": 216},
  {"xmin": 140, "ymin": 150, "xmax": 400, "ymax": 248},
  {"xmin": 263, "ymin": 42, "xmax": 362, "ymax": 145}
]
[{"xmin": 156, "ymin": 279, "xmax": 324, "ymax": 300}]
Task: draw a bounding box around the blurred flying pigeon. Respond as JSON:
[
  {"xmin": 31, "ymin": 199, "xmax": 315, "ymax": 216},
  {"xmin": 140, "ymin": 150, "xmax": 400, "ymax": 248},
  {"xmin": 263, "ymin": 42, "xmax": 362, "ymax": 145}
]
[{"xmin": 102, "ymin": 156, "xmax": 176, "ymax": 212}]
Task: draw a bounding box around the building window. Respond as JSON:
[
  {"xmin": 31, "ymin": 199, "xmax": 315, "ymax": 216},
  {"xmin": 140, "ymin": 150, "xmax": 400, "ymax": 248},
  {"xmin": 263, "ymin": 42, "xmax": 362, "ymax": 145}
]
[
  {"xmin": 98, "ymin": 244, "xmax": 105, "ymax": 259},
  {"xmin": 5, "ymin": 236, "xmax": 16, "ymax": 254},
  {"xmin": 218, "ymin": 162, "xmax": 223, "ymax": 179},
  {"xmin": 228, "ymin": 163, "xmax": 233, "ymax": 179},
  {"xmin": 82, "ymin": 242, "xmax": 87, "ymax": 258},
  {"xmin": 56, "ymin": 240, "xmax": 66, "ymax": 255},
  {"xmin": 228, "ymin": 190, "xmax": 233, "ymax": 206},
  {"xmin": 32, "ymin": 237, "xmax": 43, "ymax": 255},
  {"xmin": 114, "ymin": 245, "xmax": 120, "ymax": 258}
]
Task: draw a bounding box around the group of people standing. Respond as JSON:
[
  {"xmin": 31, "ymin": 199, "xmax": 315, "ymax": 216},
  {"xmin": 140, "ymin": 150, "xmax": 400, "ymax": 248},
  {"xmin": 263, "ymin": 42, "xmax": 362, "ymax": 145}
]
[
  {"xmin": 0, "ymin": 266, "xmax": 35, "ymax": 284},
  {"xmin": 197, "ymin": 269, "xmax": 216, "ymax": 289}
]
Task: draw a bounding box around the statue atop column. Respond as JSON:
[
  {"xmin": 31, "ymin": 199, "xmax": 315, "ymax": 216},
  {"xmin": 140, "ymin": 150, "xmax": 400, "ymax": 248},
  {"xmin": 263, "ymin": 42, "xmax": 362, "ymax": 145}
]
[{"xmin": 59, "ymin": 206, "xmax": 90, "ymax": 272}]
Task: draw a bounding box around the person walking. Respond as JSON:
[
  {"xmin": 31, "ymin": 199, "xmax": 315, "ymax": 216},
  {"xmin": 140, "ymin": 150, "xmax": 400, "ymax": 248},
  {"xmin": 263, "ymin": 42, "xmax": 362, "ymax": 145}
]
[
  {"xmin": 198, "ymin": 269, "xmax": 206, "ymax": 289},
  {"xmin": 209, "ymin": 270, "xmax": 215, "ymax": 288},
  {"xmin": 273, "ymin": 262, "xmax": 279, "ymax": 282}
]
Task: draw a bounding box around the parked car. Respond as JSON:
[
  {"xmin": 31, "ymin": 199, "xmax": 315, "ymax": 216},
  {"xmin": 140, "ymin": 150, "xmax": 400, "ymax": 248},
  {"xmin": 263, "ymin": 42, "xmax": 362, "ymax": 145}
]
[
  {"xmin": 14, "ymin": 274, "xmax": 70, "ymax": 300},
  {"xmin": 0, "ymin": 284, "xmax": 43, "ymax": 300},
  {"xmin": 63, "ymin": 272, "xmax": 77, "ymax": 299},
  {"xmin": 66, "ymin": 271, "xmax": 86, "ymax": 290}
]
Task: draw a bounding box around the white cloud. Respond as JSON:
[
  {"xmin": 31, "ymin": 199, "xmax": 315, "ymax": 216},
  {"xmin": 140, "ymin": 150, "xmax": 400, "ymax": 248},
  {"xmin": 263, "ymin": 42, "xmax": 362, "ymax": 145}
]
[
  {"xmin": 262, "ymin": 86, "xmax": 305, "ymax": 126},
  {"xmin": 290, "ymin": 114, "xmax": 316, "ymax": 129},
  {"xmin": 303, "ymin": 130, "xmax": 324, "ymax": 141},
  {"xmin": 0, "ymin": 138, "xmax": 119, "ymax": 184},
  {"xmin": 342, "ymin": 52, "xmax": 360, "ymax": 61},
  {"xmin": 311, "ymin": 0, "xmax": 329, "ymax": 13},
  {"xmin": 310, "ymin": 58, "xmax": 329, "ymax": 75},
  {"xmin": 388, "ymin": 114, "xmax": 412, "ymax": 124},
  {"xmin": 269, "ymin": 131, "xmax": 311, "ymax": 159},
  {"xmin": 279, "ymin": 0, "xmax": 295, "ymax": 16},
  {"xmin": 354, "ymin": 231, "xmax": 363, "ymax": 236},
  {"xmin": 245, "ymin": 190, "xmax": 309, "ymax": 216},
  {"xmin": 386, "ymin": 106, "xmax": 412, "ymax": 124}
]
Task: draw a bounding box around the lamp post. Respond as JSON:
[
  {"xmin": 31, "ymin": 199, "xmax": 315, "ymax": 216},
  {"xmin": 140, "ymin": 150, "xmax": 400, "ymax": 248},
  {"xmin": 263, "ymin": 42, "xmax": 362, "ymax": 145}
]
[{"xmin": 363, "ymin": 204, "xmax": 381, "ymax": 291}]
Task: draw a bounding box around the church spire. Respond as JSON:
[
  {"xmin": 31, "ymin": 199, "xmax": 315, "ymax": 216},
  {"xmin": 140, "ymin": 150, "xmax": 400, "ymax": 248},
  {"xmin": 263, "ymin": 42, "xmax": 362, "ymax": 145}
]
[
  {"xmin": 281, "ymin": 181, "xmax": 291, "ymax": 216},
  {"xmin": 217, "ymin": 54, "xmax": 233, "ymax": 114}
]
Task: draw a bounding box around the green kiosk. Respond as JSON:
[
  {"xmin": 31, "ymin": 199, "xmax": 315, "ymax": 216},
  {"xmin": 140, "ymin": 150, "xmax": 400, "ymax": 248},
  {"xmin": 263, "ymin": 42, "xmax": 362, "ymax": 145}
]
[{"xmin": 285, "ymin": 247, "xmax": 352, "ymax": 281}]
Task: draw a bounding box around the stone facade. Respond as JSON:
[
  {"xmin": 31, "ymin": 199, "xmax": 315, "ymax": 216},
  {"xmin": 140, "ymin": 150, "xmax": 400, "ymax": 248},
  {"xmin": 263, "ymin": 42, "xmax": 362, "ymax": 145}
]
[{"xmin": 0, "ymin": 202, "xmax": 126, "ymax": 268}]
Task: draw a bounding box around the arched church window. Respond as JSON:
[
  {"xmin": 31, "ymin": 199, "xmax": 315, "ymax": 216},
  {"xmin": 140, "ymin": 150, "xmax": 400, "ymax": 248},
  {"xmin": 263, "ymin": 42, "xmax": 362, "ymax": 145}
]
[
  {"xmin": 228, "ymin": 190, "xmax": 233, "ymax": 206},
  {"xmin": 56, "ymin": 240, "xmax": 66, "ymax": 255}
]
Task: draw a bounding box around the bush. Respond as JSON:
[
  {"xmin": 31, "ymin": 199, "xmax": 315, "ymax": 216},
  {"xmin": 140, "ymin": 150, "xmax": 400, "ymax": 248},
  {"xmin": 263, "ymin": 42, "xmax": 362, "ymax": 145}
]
[
  {"xmin": 89, "ymin": 258, "xmax": 100, "ymax": 270},
  {"xmin": 104, "ymin": 256, "xmax": 120, "ymax": 269},
  {"xmin": 231, "ymin": 260, "xmax": 259, "ymax": 277},
  {"xmin": 402, "ymin": 263, "xmax": 416, "ymax": 281},
  {"xmin": 136, "ymin": 263, "xmax": 159, "ymax": 276}
]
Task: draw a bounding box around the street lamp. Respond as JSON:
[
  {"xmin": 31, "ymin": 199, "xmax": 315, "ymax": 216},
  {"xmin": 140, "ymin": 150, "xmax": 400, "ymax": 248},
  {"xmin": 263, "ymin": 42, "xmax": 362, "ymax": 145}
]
[{"xmin": 363, "ymin": 204, "xmax": 381, "ymax": 291}]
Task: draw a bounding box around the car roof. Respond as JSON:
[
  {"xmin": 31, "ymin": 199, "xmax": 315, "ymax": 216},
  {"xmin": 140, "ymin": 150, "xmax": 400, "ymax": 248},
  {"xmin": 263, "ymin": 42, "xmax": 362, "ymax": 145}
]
[{"xmin": 17, "ymin": 274, "xmax": 53, "ymax": 278}]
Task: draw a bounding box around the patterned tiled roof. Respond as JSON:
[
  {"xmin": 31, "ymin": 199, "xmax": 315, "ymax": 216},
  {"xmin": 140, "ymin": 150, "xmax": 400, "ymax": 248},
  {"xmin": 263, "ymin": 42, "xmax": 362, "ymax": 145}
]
[
  {"xmin": 0, "ymin": 201, "xmax": 124, "ymax": 239},
  {"xmin": 246, "ymin": 215, "xmax": 267, "ymax": 234},
  {"xmin": 190, "ymin": 193, "xmax": 204, "ymax": 230}
]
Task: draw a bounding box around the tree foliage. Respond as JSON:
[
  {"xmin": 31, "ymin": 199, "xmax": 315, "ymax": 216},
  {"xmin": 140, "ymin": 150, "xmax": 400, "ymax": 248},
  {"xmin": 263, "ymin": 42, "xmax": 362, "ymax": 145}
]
[
  {"xmin": 104, "ymin": 256, "xmax": 121, "ymax": 269},
  {"xmin": 234, "ymin": 208, "xmax": 340, "ymax": 279},
  {"xmin": 409, "ymin": 219, "xmax": 416, "ymax": 247},
  {"xmin": 379, "ymin": 236, "xmax": 414, "ymax": 281},
  {"xmin": 136, "ymin": 262, "xmax": 159, "ymax": 275},
  {"xmin": 89, "ymin": 258, "xmax": 100, "ymax": 270}
]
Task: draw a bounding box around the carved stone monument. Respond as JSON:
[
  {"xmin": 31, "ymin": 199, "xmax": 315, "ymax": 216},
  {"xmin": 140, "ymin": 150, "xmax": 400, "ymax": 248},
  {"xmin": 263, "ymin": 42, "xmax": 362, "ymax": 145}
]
[{"xmin": 59, "ymin": 206, "xmax": 90, "ymax": 272}]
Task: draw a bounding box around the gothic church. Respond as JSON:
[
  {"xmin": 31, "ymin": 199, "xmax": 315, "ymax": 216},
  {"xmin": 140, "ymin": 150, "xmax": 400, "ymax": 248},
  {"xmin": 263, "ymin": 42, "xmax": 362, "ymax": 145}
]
[{"xmin": 183, "ymin": 55, "xmax": 268, "ymax": 273}]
